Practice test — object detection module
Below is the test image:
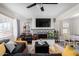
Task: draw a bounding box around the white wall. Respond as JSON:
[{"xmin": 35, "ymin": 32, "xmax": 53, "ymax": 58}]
[
  {"xmin": 19, "ymin": 18, "xmax": 32, "ymax": 34},
  {"xmin": 71, "ymin": 18, "xmax": 79, "ymax": 35},
  {"xmin": 19, "ymin": 17, "xmax": 61, "ymax": 34},
  {"xmin": 68, "ymin": 17, "xmax": 79, "ymax": 35}
]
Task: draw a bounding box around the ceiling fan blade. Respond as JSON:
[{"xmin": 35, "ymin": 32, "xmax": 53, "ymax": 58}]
[{"xmin": 27, "ymin": 3, "xmax": 36, "ymax": 8}]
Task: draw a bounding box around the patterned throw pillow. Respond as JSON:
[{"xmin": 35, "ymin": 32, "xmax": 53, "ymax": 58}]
[{"xmin": 5, "ymin": 41, "xmax": 15, "ymax": 53}]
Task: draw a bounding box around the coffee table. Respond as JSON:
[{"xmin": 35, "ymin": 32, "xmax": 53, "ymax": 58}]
[{"xmin": 35, "ymin": 41, "xmax": 49, "ymax": 53}]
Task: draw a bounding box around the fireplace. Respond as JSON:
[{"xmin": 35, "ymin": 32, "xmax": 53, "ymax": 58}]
[
  {"xmin": 37, "ymin": 34, "xmax": 47, "ymax": 39},
  {"xmin": 31, "ymin": 29, "xmax": 54, "ymax": 39}
]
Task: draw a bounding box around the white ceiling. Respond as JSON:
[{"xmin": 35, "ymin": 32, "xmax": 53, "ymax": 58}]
[{"xmin": 0, "ymin": 3, "xmax": 78, "ymax": 20}]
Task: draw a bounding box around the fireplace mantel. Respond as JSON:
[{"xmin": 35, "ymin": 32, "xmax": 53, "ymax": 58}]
[
  {"xmin": 31, "ymin": 28, "xmax": 54, "ymax": 30},
  {"xmin": 31, "ymin": 28, "xmax": 54, "ymax": 34}
]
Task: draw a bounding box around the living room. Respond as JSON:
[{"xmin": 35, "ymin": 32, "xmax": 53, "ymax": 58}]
[{"xmin": 0, "ymin": 3, "xmax": 79, "ymax": 56}]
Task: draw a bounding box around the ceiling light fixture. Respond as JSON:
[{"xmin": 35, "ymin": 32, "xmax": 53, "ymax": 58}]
[{"xmin": 40, "ymin": 3, "xmax": 44, "ymax": 11}]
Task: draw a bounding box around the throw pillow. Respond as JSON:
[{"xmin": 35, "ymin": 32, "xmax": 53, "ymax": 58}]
[
  {"xmin": 0, "ymin": 42, "xmax": 6, "ymax": 56},
  {"xmin": 5, "ymin": 41, "xmax": 15, "ymax": 53}
]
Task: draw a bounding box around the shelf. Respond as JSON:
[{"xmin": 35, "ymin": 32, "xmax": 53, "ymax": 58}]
[{"xmin": 31, "ymin": 28, "xmax": 54, "ymax": 30}]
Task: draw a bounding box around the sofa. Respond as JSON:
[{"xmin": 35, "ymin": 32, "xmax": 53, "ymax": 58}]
[
  {"xmin": 5, "ymin": 44, "xmax": 22, "ymax": 55},
  {"xmin": 30, "ymin": 53, "xmax": 61, "ymax": 56},
  {"xmin": 12, "ymin": 53, "xmax": 62, "ymax": 56},
  {"xmin": 0, "ymin": 38, "xmax": 28, "ymax": 56}
]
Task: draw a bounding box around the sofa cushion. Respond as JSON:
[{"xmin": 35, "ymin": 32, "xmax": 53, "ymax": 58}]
[{"xmin": 12, "ymin": 43, "xmax": 25, "ymax": 54}]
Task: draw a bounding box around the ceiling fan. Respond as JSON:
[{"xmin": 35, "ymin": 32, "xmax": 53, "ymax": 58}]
[{"xmin": 26, "ymin": 3, "xmax": 58, "ymax": 11}]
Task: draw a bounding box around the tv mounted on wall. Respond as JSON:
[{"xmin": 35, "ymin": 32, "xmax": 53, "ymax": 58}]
[{"xmin": 36, "ymin": 18, "xmax": 51, "ymax": 27}]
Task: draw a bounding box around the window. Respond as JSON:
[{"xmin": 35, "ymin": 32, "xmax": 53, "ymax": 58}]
[
  {"xmin": 0, "ymin": 22, "xmax": 12, "ymax": 32},
  {"xmin": 0, "ymin": 22, "xmax": 12, "ymax": 39}
]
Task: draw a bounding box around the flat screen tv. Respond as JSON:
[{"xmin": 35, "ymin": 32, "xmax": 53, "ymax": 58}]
[{"xmin": 36, "ymin": 18, "xmax": 51, "ymax": 27}]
